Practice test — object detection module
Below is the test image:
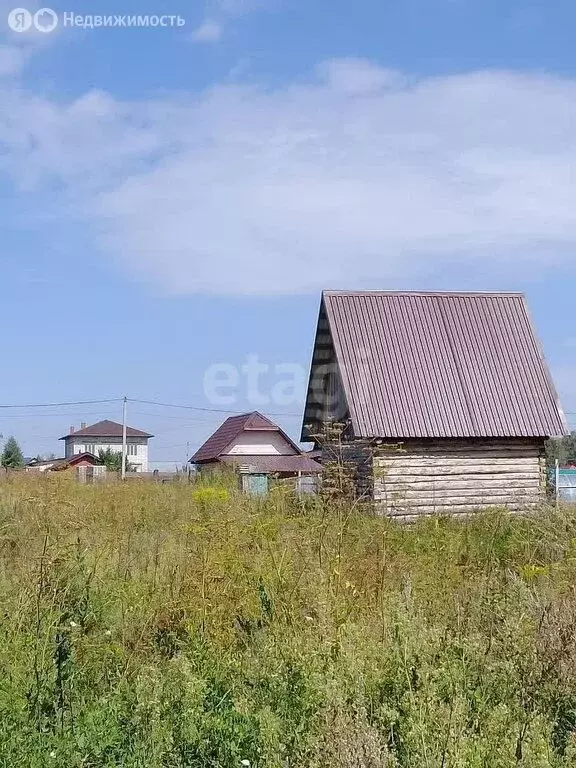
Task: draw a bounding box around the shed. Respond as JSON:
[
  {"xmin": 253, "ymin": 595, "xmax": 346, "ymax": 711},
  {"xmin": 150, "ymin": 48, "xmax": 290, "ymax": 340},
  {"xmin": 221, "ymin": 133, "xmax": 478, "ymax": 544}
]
[
  {"xmin": 302, "ymin": 290, "xmax": 568, "ymax": 518},
  {"xmin": 26, "ymin": 452, "xmax": 106, "ymax": 483}
]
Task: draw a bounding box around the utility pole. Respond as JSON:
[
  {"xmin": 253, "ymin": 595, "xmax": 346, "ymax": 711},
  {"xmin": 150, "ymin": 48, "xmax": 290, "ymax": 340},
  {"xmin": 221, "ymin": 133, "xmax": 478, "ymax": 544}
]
[{"xmin": 121, "ymin": 396, "xmax": 127, "ymax": 480}]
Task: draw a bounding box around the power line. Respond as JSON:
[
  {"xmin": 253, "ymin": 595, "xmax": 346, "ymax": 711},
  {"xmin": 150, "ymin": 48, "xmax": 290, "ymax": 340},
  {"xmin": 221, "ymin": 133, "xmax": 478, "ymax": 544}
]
[
  {"xmin": 0, "ymin": 396, "xmax": 303, "ymax": 417},
  {"xmin": 127, "ymin": 398, "xmax": 303, "ymax": 418},
  {"xmin": 129, "ymin": 410, "xmax": 218, "ymax": 424},
  {"xmin": 0, "ymin": 394, "xmax": 570, "ymax": 422},
  {"xmin": 152, "ymin": 443, "xmax": 191, "ymax": 450},
  {"xmin": 0, "ymin": 407, "xmax": 122, "ymax": 419},
  {"xmin": 0, "ymin": 398, "xmax": 122, "ymax": 409}
]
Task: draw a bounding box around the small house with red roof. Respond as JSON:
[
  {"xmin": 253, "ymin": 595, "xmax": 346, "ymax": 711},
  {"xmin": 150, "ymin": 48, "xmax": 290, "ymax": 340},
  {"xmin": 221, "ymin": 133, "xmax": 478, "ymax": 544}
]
[
  {"xmin": 26, "ymin": 452, "xmax": 106, "ymax": 483},
  {"xmin": 190, "ymin": 411, "xmax": 321, "ymax": 494}
]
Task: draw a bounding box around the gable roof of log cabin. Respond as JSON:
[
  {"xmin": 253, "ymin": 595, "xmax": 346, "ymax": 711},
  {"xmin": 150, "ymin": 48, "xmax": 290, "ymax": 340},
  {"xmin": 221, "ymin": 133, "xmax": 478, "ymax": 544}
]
[
  {"xmin": 302, "ymin": 291, "xmax": 568, "ymax": 441},
  {"xmin": 191, "ymin": 411, "xmax": 303, "ymax": 464}
]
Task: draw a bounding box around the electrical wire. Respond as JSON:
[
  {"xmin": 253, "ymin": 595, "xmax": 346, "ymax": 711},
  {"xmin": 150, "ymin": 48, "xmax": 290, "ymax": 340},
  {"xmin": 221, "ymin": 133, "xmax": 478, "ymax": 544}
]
[
  {"xmin": 0, "ymin": 398, "xmax": 122, "ymax": 409},
  {"xmin": 0, "ymin": 396, "xmax": 303, "ymax": 417},
  {"xmin": 0, "ymin": 396, "xmax": 572, "ymax": 422},
  {"xmin": 129, "ymin": 410, "xmax": 219, "ymax": 424},
  {"xmin": 0, "ymin": 409, "xmax": 121, "ymax": 419},
  {"xmin": 127, "ymin": 398, "xmax": 303, "ymax": 417}
]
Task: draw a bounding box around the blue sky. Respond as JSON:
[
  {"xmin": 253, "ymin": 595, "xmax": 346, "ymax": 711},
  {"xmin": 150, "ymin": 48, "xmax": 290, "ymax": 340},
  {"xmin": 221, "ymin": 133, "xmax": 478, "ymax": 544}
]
[{"xmin": 1, "ymin": 0, "xmax": 575, "ymax": 465}]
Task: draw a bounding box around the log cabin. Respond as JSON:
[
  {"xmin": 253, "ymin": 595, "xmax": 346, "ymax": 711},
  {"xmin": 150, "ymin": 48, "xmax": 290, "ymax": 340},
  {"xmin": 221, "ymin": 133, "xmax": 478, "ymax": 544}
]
[{"xmin": 302, "ymin": 291, "xmax": 568, "ymax": 518}]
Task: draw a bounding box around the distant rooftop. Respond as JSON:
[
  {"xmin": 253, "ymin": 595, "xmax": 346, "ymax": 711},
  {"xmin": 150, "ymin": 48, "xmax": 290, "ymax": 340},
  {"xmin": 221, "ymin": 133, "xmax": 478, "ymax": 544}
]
[
  {"xmin": 191, "ymin": 411, "xmax": 300, "ymax": 463},
  {"xmin": 60, "ymin": 420, "xmax": 153, "ymax": 440}
]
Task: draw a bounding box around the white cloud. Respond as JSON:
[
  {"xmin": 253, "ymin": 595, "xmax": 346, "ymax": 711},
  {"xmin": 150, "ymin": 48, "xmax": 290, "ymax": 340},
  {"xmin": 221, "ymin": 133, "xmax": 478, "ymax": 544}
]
[
  {"xmin": 319, "ymin": 58, "xmax": 407, "ymax": 94},
  {"xmin": 192, "ymin": 19, "xmax": 223, "ymax": 43},
  {"xmin": 2, "ymin": 61, "xmax": 576, "ymax": 294}
]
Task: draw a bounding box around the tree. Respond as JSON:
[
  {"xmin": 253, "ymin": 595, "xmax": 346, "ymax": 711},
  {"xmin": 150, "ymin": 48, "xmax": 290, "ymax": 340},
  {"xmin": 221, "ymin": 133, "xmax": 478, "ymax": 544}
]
[
  {"xmin": 1, "ymin": 437, "xmax": 25, "ymax": 469},
  {"xmin": 97, "ymin": 448, "xmax": 134, "ymax": 473},
  {"xmin": 546, "ymin": 432, "xmax": 576, "ymax": 470}
]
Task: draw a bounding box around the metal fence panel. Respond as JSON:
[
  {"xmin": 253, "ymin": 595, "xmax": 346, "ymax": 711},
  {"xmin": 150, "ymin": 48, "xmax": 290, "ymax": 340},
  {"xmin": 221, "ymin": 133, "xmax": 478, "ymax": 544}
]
[{"xmin": 556, "ymin": 465, "xmax": 576, "ymax": 503}]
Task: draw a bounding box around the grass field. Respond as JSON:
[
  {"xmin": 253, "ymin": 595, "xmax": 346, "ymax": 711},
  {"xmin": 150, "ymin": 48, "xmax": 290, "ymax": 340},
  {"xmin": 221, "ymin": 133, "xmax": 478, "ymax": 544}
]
[{"xmin": 2, "ymin": 475, "xmax": 576, "ymax": 766}]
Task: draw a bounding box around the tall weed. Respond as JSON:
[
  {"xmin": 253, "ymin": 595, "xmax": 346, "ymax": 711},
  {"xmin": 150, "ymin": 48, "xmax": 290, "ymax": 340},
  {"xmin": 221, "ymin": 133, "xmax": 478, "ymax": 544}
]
[{"xmin": 1, "ymin": 475, "xmax": 576, "ymax": 765}]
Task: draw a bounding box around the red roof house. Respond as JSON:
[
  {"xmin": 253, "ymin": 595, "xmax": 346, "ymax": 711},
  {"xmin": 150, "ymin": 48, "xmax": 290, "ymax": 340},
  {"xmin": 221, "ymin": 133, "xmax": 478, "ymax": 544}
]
[
  {"xmin": 26, "ymin": 452, "xmax": 106, "ymax": 483},
  {"xmin": 26, "ymin": 452, "xmax": 105, "ymax": 472},
  {"xmin": 191, "ymin": 412, "xmax": 322, "ymax": 475}
]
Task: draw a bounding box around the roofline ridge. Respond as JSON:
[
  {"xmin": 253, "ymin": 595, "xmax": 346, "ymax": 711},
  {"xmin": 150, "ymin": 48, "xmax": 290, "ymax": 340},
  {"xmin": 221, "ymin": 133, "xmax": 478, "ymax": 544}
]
[
  {"xmin": 322, "ymin": 289, "xmax": 526, "ymax": 297},
  {"xmin": 227, "ymin": 410, "xmax": 268, "ymax": 420},
  {"xmin": 59, "ymin": 417, "xmax": 153, "ymax": 440}
]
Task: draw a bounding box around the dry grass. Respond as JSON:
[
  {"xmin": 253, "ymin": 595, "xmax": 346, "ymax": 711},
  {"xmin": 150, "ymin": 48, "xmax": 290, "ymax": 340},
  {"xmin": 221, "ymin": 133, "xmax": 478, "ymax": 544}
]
[{"xmin": 1, "ymin": 474, "xmax": 576, "ymax": 766}]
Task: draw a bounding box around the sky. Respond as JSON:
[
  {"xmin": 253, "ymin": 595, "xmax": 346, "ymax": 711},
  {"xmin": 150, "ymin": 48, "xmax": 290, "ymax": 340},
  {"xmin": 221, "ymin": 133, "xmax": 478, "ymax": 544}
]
[{"xmin": 0, "ymin": 0, "xmax": 575, "ymax": 466}]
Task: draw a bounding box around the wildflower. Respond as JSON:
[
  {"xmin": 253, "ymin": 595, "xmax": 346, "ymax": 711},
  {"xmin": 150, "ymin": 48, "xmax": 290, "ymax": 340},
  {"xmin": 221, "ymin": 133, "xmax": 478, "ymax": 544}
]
[
  {"xmin": 69, "ymin": 621, "xmax": 78, "ymax": 628},
  {"xmin": 49, "ymin": 751, "xmax": 56, "ymax": 758},
  {"xmin": 104, "ymin": 629, "xmax": 112, "ymax": 637},
  {"xmin": 241, "ymin": 761, "xmax": 250, "ymax": 767}
]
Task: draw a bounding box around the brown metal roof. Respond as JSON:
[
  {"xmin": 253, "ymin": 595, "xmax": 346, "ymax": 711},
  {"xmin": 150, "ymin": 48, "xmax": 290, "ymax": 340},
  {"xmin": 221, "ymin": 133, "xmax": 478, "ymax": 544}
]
[
  {"xmin": 305, "ymin": 291, "xmax": 568, "ymax": 439},
  {"xmin": 54, "ymin": 452, "xmax": 105, "ymax": 469},
  {"xmin": 191, "ymin": 412, "xmax": 301, "ymax": 463},
  {"xmin": 28, "ymin": 453, "xmax": 105, "ymax": 470},
  {"xmin": 220, "ymin": 454, "xmax": 322, "ymax": 474},
  {"xmin": 59, "ymin": 420, "xmax": 153, "ymax": 440}
]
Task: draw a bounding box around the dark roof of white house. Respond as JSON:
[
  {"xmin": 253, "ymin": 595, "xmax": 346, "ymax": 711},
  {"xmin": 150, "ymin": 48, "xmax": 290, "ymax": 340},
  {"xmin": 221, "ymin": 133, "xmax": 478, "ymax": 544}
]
[
  {"xmin": 60, "ymin": 420, "xmax": 153, "ymax": 440},
  {"xmin": 303, "ymin": 291, "xmax": 568, "ymax": 440}
]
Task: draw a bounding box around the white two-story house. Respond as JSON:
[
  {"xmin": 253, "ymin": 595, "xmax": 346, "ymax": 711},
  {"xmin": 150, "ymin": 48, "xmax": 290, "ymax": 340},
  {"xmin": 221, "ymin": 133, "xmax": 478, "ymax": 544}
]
[{"xmin": 60, "ymin": 420, "xmax": 153, "ymax": 472}]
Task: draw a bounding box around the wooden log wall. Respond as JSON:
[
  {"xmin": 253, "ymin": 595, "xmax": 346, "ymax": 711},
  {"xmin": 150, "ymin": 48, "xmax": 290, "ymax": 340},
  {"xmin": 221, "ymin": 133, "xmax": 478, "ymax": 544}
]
[
  {"xmin": 322, "ymin": 439, "xmax": 374, "ymax": 500},
  {"xmin": 373, "ymin": 439, "xmax": 548, "ymax": 519}
]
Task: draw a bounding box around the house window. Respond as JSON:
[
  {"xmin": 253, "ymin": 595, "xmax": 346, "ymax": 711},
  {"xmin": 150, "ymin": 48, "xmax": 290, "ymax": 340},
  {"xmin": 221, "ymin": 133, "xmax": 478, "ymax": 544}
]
[
  {"xmin": 128, "ymin": 444, "xmax": 138, "ymax": 456},
  {"xmin": 84, "ymin": 444, "xmax": 96, "ymax": 455}
]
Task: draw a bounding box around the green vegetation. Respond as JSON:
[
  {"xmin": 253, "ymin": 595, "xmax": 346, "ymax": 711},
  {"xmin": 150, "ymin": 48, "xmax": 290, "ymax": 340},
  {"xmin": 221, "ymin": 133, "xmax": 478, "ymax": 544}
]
[
  {"xmin": 547, "ymin": 433, "xmax": 576, "ymax": 469},
  {"xmin": 2, "ymin": 476, "xmax": 576, "ymax": 766},
  {"xmin": 97, "ymin": 447, "xmax": 134, "ymax": 473},
  {"xmin": 1, "ymin": 435, "xmax": 25, "ymax": 468}
]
